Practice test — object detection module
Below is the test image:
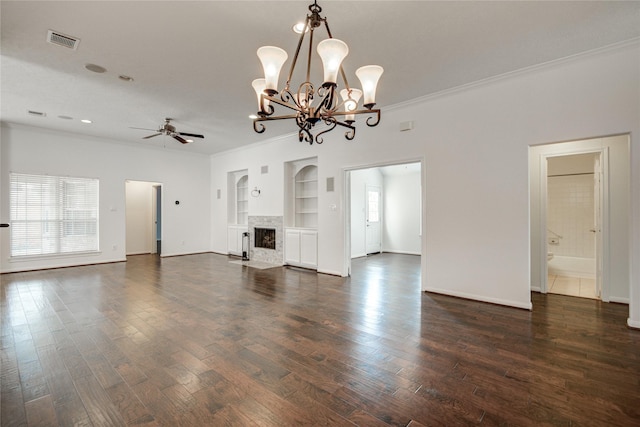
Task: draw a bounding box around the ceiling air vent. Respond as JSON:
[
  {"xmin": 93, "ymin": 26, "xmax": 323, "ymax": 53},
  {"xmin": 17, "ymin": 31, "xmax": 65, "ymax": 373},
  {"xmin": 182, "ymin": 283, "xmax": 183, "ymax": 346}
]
[
  {"xmin": 47, "ymin": 30, "xmax": 80, "ymax": 50},
  {"xmin": 28, "ymin": 110, "xmax": 46, "ymax": 117}
]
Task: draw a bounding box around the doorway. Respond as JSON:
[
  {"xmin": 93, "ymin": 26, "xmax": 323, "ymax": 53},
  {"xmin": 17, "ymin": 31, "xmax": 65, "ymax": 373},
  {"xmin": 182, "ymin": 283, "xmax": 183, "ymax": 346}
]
[
  {"xmin": 545, "ymin": 152, "xmax": 602, "ymax": 299},
  {"xmin": 530, "ymin": 134, "xmax": 630, "ymax": 304},
  {"xmin": 345, "ymin": 161, "xmax": 422, "ymax": 276},
  {"xmin": 125, "ymin": 180, "xmax": 162, "ymax": 256}
]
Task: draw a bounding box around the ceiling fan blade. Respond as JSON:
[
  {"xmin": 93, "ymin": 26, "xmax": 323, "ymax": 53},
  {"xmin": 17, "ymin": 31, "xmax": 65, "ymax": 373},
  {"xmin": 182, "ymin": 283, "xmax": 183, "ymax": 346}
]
[
  {"xmin": 173, "ymin": 135, "xmax": 189, "ymax": 144},
  {"xmin": 178, "ymin": 132, "xmax": 204, "ymax": 139},
  {"xmin": 130, "ymin": 126, "xmax": 158, "ymax": 131},
  {"xmin": 142, "ymin": 133, "xmax": 162, "ymax": 139}
]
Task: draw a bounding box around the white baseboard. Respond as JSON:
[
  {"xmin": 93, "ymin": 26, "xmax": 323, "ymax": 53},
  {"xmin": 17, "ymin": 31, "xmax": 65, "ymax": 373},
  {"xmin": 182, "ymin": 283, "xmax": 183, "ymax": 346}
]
[
  {"xmin": 382, "ymin": 250, "xmax": 421, "ymax": 256},
  {"xmin": 609, "ymin": 296, "xmax": 630, "ymax": 304},
  {"xmin": 424, "ymin": 286, "xmax": 532, "ymax": 310},
  {"xmin": 627, "ymin": 318, "xmax": 640, "ymax": 329},
  {"xmin": 317, "ymin": 268, "xmax": 346, "ymax": 277},
  {"xmin": 530, "ymin": 286, "xmax": 542, "ymax": 292}
]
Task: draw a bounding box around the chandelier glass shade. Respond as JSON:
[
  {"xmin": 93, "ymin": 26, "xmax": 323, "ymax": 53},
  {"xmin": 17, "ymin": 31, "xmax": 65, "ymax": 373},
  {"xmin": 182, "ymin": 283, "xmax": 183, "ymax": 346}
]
[{"xmin": 252, "ymin": 0, "xmax": 383, "ymax": 144}]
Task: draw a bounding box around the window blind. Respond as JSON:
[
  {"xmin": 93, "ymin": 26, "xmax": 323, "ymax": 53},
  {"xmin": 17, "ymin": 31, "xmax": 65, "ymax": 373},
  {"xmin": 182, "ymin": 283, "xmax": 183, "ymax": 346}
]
[{"xmin": 10, "ymin": 173, "xmax": 99, "ymax": 257}]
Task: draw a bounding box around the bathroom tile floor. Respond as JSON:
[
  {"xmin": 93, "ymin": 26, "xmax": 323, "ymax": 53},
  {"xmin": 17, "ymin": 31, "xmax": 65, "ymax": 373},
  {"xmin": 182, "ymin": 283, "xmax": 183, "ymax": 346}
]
[{"xmin": 548, "ymin": 274, "xmax": 598, "ymax": 299}]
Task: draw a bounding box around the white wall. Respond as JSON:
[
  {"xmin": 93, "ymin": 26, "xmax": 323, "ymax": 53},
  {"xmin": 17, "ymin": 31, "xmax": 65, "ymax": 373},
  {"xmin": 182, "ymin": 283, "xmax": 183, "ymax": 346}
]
[
  {"xmin": 211, "ymin": 42, "xmax": 640, "ymax": 314},
  {"xmin": 125, "ymin": 180, "xmax": 154, "ymax": 255},
  {"xmin": 1, "ymin": 124, "xmax": 211, "ymax": 272},
  {"xmin": 383, "ymin": 171, "xmax": 421, "ymax": 255}
]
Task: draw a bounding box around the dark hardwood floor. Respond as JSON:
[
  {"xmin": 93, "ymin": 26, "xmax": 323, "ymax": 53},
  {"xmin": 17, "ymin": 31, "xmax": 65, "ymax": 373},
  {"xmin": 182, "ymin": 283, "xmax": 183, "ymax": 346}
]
[{"xmin": 2, "ymin": 253, "xmax": 639, "ymax": 426}]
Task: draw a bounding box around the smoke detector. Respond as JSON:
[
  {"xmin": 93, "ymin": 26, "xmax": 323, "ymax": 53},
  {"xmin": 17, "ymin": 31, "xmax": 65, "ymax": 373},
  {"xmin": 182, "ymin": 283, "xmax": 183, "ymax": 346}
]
[{"xmin": 47, "ymin": 30, "xmax": 80, "ymax": 50}]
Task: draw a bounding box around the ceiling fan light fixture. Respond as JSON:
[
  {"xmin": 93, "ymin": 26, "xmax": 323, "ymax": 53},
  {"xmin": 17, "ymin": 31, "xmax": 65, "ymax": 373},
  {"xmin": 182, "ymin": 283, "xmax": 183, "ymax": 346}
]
[{"xmin": 251, "ymin": 0, "xmax": 383, "ymax": 144}]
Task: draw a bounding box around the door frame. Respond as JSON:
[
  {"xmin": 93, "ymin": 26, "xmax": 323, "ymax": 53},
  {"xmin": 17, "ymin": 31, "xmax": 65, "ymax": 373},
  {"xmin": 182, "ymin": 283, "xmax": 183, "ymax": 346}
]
[
  {"xmin": 537, "ymin": 148, "xmax": 609, "ymax": 300},
  {"xmin": 151, "ymin": 184, "xmax": 162, "ymax": 254},
  {"xmin": 343, "ymin": 158, "xmax": 425, "ymax": 279}
]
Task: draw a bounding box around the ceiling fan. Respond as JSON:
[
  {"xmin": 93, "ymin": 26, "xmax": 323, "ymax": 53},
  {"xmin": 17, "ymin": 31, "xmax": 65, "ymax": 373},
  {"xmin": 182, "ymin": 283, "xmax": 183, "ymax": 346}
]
[{"xmin": 131, "ymin": 118, "xmax": 204, "ymax": 144}]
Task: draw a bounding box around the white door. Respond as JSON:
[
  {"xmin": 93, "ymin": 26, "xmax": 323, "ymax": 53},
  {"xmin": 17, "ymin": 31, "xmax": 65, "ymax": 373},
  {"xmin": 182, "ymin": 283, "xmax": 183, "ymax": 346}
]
[
  {"xmin": 365, "ymin": 185, "xmax": 382, "ymax": 254},
  {"xmin": 594, "ymin": 154, "xmax": 603, "ymax": 299}
]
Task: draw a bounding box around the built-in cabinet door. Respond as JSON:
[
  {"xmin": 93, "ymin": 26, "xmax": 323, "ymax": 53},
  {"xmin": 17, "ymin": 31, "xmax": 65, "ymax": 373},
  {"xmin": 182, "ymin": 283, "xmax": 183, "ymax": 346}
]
[
  {"xmin": 285, "ymin": 228, "xmax": 317, "ymax": 268},
  {"xmin": 228, "ymin": 225, "xmax": 247, "ymax": 256},
  {"xmin": 285, "ymin": 229, "xmax": 301, "ymax": 264},
  {"xmin": 300, "ymin": 230, "xmax": 318, "ymax": 266}
]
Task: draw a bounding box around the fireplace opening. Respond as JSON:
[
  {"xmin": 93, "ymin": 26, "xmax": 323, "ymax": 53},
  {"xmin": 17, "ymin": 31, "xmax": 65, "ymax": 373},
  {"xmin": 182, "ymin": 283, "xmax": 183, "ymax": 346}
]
[{"xmin": 254, "ymin": 228, "xmax": 276, "ymax": 250}]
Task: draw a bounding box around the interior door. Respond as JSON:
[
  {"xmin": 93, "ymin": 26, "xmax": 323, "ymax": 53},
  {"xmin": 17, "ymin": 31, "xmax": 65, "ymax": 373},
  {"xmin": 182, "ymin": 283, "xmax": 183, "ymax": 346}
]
[
  {"xmin": 594, "ymin": 155, "xmax": 602, "ymax": 298},
  {"xmin": 366, "ymin": 185, "xmax": 382, "ymax": 254}
]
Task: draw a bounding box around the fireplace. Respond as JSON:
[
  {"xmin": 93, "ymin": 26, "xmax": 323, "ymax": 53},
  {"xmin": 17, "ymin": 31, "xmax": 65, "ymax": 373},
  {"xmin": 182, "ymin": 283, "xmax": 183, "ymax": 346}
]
[
  {"xmin": 248, "ymin": 216, "xmax": 283, "ymax": 265},
  {"xmin": 254, "ymin": 227, "xmax": 276, "ymax": 250}
]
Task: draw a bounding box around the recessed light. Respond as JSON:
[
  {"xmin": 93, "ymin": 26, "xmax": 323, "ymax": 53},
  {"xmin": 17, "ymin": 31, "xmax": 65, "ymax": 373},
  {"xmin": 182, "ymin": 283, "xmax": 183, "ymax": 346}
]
[
  {"xmin": 118, "ymin": 75, "xmax": 134, "ymax": 82},
  {"xmin": 80, "ymin": 119, "xmax": 92, "ymax": 124},
  {"xmin": 292, "ymin": 22, "xmax": 308, "ymax": 34},
  {"xmin": 58, "ymin": 115, "xmax": 73, "ymax": 120},
  {"xmin": 249, "ymin": 114, "xmax": 258, "ymax": 119},
  {"xmin": 85, "ymin": 63, "xmax": 107, "ymax": 73}
]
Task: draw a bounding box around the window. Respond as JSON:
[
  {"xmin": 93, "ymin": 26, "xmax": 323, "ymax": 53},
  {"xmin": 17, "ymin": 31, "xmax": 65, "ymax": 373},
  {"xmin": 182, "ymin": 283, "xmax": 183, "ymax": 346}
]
[
  {"xmin": 10, "ymin": 173, "xmax": 99, "ymax": 257},
  {"xmin": 367, "ymin": 189, "xmax": 380, "ymax": 223}
]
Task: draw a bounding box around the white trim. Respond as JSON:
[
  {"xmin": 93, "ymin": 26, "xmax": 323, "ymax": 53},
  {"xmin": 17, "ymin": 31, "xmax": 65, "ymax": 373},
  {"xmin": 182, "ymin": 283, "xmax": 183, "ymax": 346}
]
[
  {"xmin": 317, "ymin": 268, "xmax": 344, "ymax": 277},
  {"xmin": 627, "ymin": 318, "xmax": 640, "ymax": 329},
  {"xmin": 535, "ymin": 145, "xmax": 609, "ymax": 301},
  {"xmin": 609, "ymin": 297, "xmax": 630, "ymax": 305},
  {"xmin": 424, "ymin": 287, "xmax": 533, "ymax": 311},
  {"xmin": 382, "ymin": 250, "xmax": 421, "ymax": 256},
  {"xmin": 2, "ymin": 258, "xmax": 126, "ymax": 273}
]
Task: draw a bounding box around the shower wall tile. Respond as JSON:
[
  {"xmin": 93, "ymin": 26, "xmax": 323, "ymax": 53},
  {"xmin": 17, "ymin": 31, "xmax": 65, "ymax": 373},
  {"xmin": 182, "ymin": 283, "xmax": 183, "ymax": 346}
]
[{"xmin": 547, "ymin": 174, "xmax": 595, "ymax": 258}]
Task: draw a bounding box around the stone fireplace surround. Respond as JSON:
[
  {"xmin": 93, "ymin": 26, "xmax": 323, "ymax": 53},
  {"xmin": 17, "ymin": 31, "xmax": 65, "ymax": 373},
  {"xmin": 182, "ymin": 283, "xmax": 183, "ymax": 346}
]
[{"xmin": 247, "ymin": 216, "xmax": 283, "ymax": 265}]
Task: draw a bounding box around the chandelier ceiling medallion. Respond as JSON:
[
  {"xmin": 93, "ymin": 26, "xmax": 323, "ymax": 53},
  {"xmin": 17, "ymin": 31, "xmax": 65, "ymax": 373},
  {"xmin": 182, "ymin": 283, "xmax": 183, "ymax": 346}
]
[{"xmin": 252, "ymin": 0, "xmax": 383, "ymax": 144}]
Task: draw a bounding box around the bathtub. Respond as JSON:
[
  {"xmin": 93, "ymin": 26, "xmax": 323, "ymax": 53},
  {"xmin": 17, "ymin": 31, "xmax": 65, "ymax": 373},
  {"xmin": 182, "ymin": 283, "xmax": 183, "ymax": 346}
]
[{"xmin": 547, "ymin": 255, "xmax": 595, "ymax": 279}]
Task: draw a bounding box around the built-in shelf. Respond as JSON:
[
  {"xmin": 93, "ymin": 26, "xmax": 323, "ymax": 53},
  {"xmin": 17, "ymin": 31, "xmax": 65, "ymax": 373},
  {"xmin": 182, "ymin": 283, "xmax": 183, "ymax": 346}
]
[
  {"xmin": 237, "ymin": 175, "xmax": 248, "ymax": 225},
  {"xmin": 294, "ymin": 165, "xmax": 318, "ymax": 228}
]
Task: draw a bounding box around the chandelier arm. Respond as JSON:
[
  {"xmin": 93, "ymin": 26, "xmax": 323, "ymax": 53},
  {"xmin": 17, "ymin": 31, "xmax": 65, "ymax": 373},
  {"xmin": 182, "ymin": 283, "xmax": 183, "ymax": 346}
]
[
  {"xmin": 258, "ymin": 93, "xmax": 275, "ymax": 116},
  {"xmin": 255, "ymin": 113, "xmax": 300, "ymax": 122},
  {"xmin": 299, "ymin": 128, "xmax": 313, "ymax": 144},
  {"xmin": 297, "ymin": 82, "xmax": 314, "ymax": 109},
  {"xmin": 313, "ymin": 117, "xmax": 338, "ymax": 144},
  {"xmin": 344, "ymin": 126, "xmax": 356, "ymax": 141},
  {"xmin": 253, "ymin": 120, "xmax": 266, "ymax": 134},
  {"xmin": 285, "ymin": 16, "xmax": 311, "ymax": 90},
  {"xmin": 264, "ymin": 94, "xmax": 303, "ymax": 113},
  {"xmin": 317, "ymin": 84, "xmax": 338, "ymax": 113},
  {"xmin": 364, "ymin": 109, "xmax": 382, "ymax": 127},
  {"xmin": 306, "ymin": 22, "xmax": 314, "ymax": 84},
  {"xmin": 325, "ymin": 108, "xmax": 382, "ymax": 126}
]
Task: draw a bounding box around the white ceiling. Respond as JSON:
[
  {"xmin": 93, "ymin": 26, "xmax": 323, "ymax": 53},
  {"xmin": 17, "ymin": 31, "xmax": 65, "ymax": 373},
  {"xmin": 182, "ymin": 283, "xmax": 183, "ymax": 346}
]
[{"xmin": 2, "ymin": 1, "xmax": 639, "ymax": 155}]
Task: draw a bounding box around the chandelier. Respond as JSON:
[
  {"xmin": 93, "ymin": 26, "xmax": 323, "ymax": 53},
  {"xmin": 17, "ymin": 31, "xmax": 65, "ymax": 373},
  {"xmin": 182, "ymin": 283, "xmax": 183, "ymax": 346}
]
[{"xmin": 251, "ymin": 0, "xmax": 383, "ymax": 144}]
